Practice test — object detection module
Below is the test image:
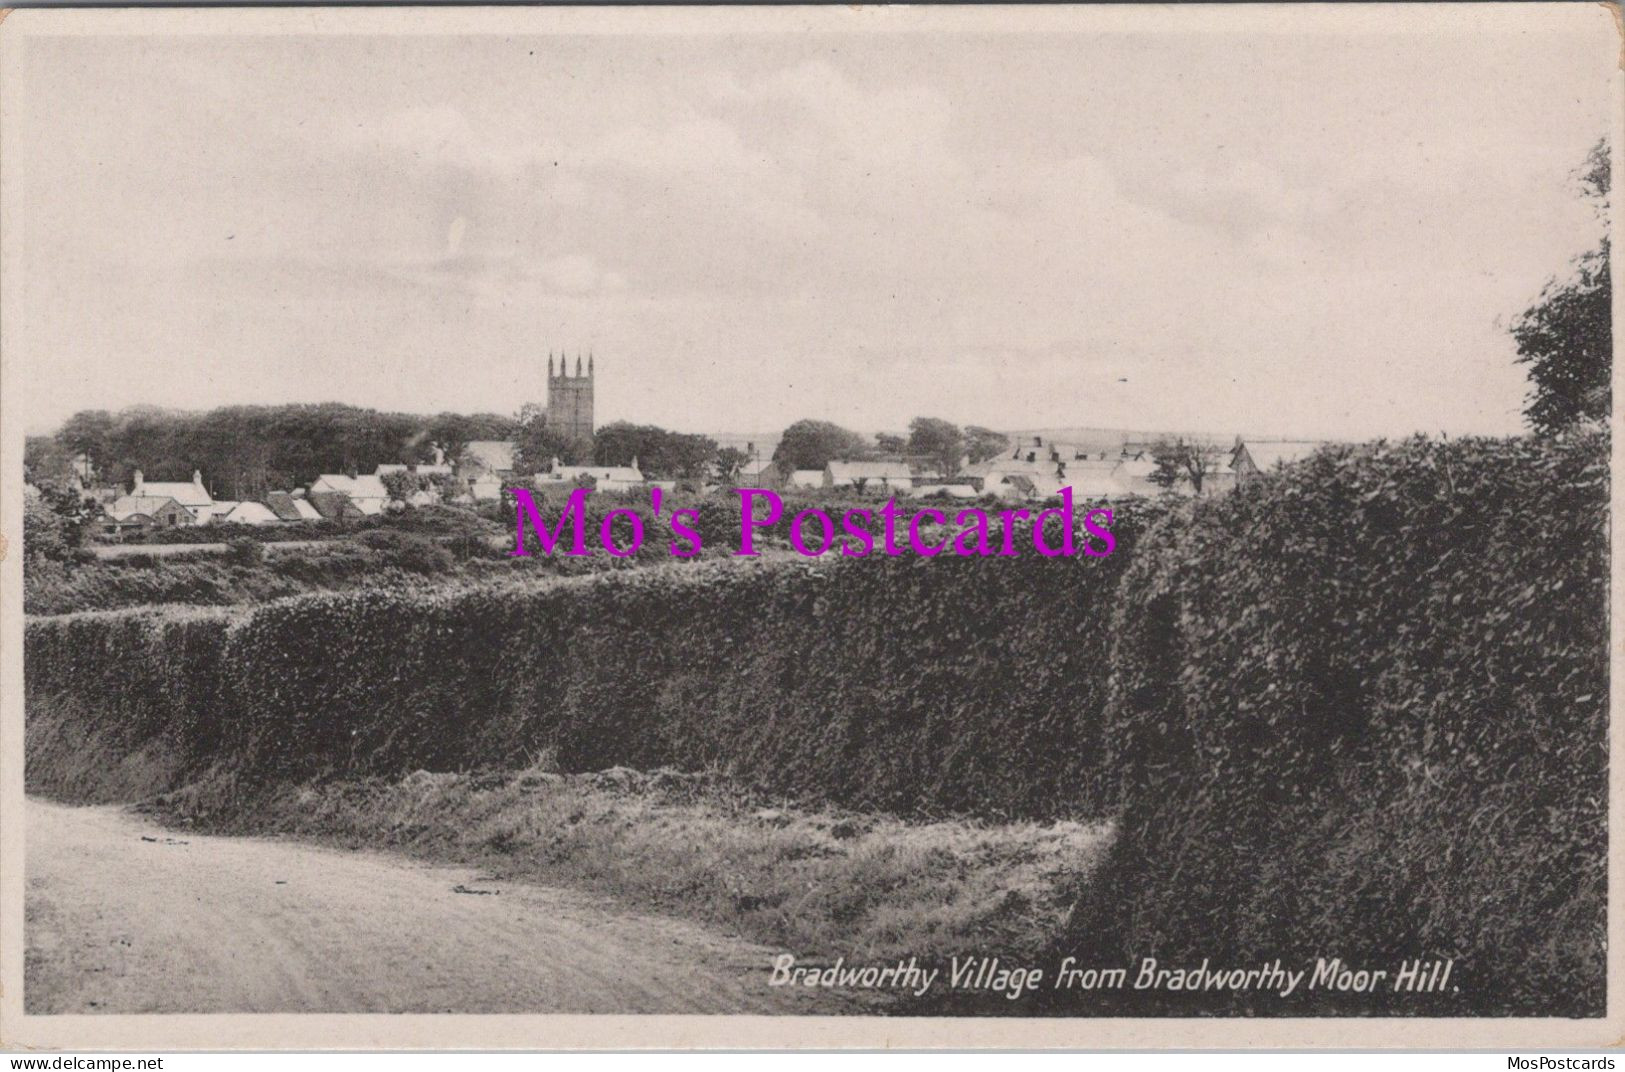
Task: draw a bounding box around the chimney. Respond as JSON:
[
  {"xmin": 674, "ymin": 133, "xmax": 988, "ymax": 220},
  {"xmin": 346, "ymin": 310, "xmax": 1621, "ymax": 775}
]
[
  {"xmin": 192, "ymin": 469, "xmax": 203, "ymax": 487},
  {"xmin": 131, "ymin": 468, "xmax": 144, "ymax": 493}
]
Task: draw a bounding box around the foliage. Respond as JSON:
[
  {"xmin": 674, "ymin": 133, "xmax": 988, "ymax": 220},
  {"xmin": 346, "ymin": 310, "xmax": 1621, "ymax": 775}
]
[
  {"xmin": 1146, "ymin": 436, "xmax": 1223, "ymax": 493},
  {"xmin": 907, "ymin": 417, "xmax": 965, "ymax": 477},
  {"xmin": 422, "ymin": 411, "xmax": 517, "ymax": 468},
  {"xmin": 873, "ymin": 432, "xmax": 906, "ymax": 454},
  {"xmin": 1061, "ymin": 432, "xmax": 1608, "ymax": 1016},
  {"xmin": 1512, "ymin": 139, "xmax": 1611, "ymax": 436},
  {"xmin": 513, "ymin": 402, "xmax": 592, "ymax": 475},
  {"xmin": 49, "ymin": 403, "xmax": 515, "ymax": 499},
  {"xmin": 23, "ymin": 495, "xmax": 72, "ymax": 562},
  {"xmin": 591, "ymin": 421, "xmax": 718, "ymax": 479},
  {"xmin": 714, "ymin": 447, "xmax": 749, "ymax": 483},
  {"xmin": 963, "ymin": 425, "xmax": 1010, "ymax": 465},
  {"xmin": 772, "ymin": 419, "xmax": 872, "ymax": 471},
  {"xmin": 224, "ymin": 537, "xmax": 265, "ymax": 567},
  {"xmin": 378, "ymin": 469, "xmax": 448, "ymax": 502},
  {"xmin": 27, "ymin": 500, "xmax": 1158, "ymax": 816}
]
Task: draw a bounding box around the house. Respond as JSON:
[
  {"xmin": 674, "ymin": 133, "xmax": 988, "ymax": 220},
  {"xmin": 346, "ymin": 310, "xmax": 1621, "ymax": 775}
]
[
  {"xmin": 310, "ymin": 474, "xmax": 388, "ymax": 515},
  {"xmin": 95, "ymin": 510, "xmax": 152, "ymax": 539},
  {"xmin": 127, "ymin": 468, "xmax": 218, "ymax": 522},
  {"xmin": 733, "ymin": 454, "xmax": 782, "ymax": 489},
  {"xmin": 985, "ymin": 473, "xmax": 1039, "ymax": 500},
  {"xmin": 1057, "ymin": 456, "xmax": 1133, "ymax": 499},
  {"xmin": 1230, "ymin": 439, "xmax": 1326, "ymax": 485},
  {"xmin": 219, "ymin": 501, "xmax": 281, "ymax": 526},
  {"xmin": 461, "ymin": 440, "xmax": 518, "ymax": 477},
  {"xmin": 789, "ymin": 469, "xmax": 824, "ymax": 490},
  {"xmin": 105, "ymin": 493, "xmax": 196, "ymax": 528},
  {"xmin": 825, "ymin": 460, "xmax": 913, "ymax": 493},
  {"xmin": 376, "ymin": 463, "xmax": 454, "ymax": 479},
  {"xmin": 469, "ymin": 478, "xmax": 504, "ymax": 502},
  {"xmin": 306, "ymin": 490, "xmax": 366, "ymax": 522},
  {"xmin": 1112, "ymin": 453, "xmax": 1163, "ymax": 496},
  {"xmin": 539, "ymin": 458, "xmax": 645, "ymax": 493},
  {"xmin": 264, "ymin": 491, "xmax": 322, "ymax": 523}
]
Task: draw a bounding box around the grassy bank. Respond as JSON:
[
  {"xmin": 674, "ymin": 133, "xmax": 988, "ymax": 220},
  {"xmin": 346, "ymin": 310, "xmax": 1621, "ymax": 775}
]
[{"xmin": 143, "ymin": 760, "xmax": 1108, "ymax": 1001}]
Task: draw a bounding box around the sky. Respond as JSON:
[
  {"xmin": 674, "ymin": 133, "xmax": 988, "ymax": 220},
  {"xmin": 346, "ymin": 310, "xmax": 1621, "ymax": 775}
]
[{"xmin": 6, "ymin": 7, "xmax": 1618, "ymax": 440}]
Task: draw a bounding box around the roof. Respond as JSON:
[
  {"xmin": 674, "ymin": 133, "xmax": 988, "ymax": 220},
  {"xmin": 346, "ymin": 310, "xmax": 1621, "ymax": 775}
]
[
  {"xmin": 376, "ymin": 463, "xmax": 454, "ymax": 477},
  {"xmin": 136, "ymin": 481, "xmax": 212, "ymax": 507},
  {"xmin": 263, "ymin": 491, "xmax": 305, "ymax": 522},
  {"xmin": 291, "ymin": 497, "xmax": 322, "ymax": 521},
  {"xmin": 1238, "ymin": 440, "xmax": 1326, "ymax": 472},
  {"xmin": 551, "ymin": 465, "xmax": 644, "ymax": 484},
  {"xmin": 789, "ymin": 469, "xmax": 824, "ymax": 488},
  {"xmin": 222, "ymin": 501, "xmax": 280, "ymax": 525},
  {"xmin": 1001, "ymin": 475, "xmax": 1038, "ymax": 496},
  {"xmin": 306, "ymin": 490, "xmax": 364, "ymax": 520},
  {"xmin": 463, "ymin": 440, "xmax": 517, "ymax": 473},
  {"xmin": 312, "ymin": 474, "xmax": 389, "ymax": 500},
  {"xmin": 108, "ymin": 494, "xmax": 191, "ymax": 520},
  {"xmin": 827, "ymin": 460, "xmax": 912, "ymax": 484},
  {"xmin": 1057, "ymin": 458, "xmax": 1132, "ymax": 498},
  {"xmin": 737, "ymin": 457, "xmax": 779, "ymax": 482}
]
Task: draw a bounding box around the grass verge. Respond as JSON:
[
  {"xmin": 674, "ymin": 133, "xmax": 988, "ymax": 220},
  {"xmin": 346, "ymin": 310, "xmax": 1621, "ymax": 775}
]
[{"xmin": 145, "ymin": 761, "xmax": 1111, "ymax": 1009}]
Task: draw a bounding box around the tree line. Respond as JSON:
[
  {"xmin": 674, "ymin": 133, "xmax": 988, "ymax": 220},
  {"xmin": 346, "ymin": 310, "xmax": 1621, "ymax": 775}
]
[{"xmin": 29, "ymin": 404, "xmax": 518, "ymax": 501}]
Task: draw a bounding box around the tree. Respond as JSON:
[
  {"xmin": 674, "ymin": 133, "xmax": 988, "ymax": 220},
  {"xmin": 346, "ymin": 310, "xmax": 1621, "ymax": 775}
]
[
  {"xmin": 1148, "ymin": 437, "xmax": 1224, "ymax": 495},
  {"xmin": 772, "ymin": 419, "xmax": 870, "ymax": 471},
  {"xmin": 24, "ymin": 436, "xmax": 78, "ymax": 486},
  {"xmin": 874, "ymin": 432, "xmax": 907, "ymax": 455},
  {"xmin": 908, "ymin": 417, "xmax": 965, "ymax": 477},
  {"xmin": 423, "ymin": 411, "xmax": 517, "ymax": 467},
  {"xmin": 592, "ymin": 421, "xmax": 718, "ymax": 479},
  {"xmin": 1513, "ymin": 137, "xmax": 1611, "ymax": 436},
  {"xmin": 513, "ymin": 404, "xmax": 590, "ymax": 475},
  {"xmin": 57, "ymin": 409, "xmax": 115, "ymax": 477},
  {"xmin": 964, "ymin": 425, "xmax": 1010, "ymax": 465},
  {"xmin": 23, "ymin": 494, "xmax": 70, "ymax": 562},
  {"xmin": 715, "ymin": 446, "xmax": 749, "ymax": 483}
]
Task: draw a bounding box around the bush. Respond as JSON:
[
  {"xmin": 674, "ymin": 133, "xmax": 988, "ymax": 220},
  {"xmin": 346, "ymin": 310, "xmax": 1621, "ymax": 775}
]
[
  {"xmin": 225, "ymin": 536, "xmax": 265, "ymax": 567},
  {"xmin": 1057, "ymin": 433, "xmax": 1608, "ymax": 1016},
  {"xmin": 26, "ymin": 500, "xmax": 1159, "ymax": 817},
  {"xmin": 23, "ymin": 495, "xmax": 70, "ymax": 561}
]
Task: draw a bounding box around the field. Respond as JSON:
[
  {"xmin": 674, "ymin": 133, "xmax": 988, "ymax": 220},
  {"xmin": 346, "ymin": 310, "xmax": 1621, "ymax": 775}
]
[{"xmin": 24, "ymin": 433, "xmax": 1609, "ymax": 1016}]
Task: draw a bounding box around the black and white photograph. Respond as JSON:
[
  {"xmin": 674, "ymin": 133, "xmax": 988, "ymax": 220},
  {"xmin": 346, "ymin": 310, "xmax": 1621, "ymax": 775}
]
[{"xmin": 0, "ymin": 3, "xmax": 1618, "ymax": 1051}]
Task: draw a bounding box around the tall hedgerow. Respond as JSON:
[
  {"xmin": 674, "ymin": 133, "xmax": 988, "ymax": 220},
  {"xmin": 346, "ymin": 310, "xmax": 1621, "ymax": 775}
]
[
  {"xmin": 26, "ymin": 503, "xmax": 1154, "ymax": 817},
  {"xmin": 1056, "ymin": 433, "xmax": 1607, "ymax": 1016}
]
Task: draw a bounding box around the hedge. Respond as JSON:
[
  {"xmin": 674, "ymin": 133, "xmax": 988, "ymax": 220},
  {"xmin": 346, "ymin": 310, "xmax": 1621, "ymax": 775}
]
[
  {"xmin": 1057, "ymin": 432, "xmax": 1608, "ymax": 1016},
  {"xmin": 26, "ymin": 502, "xmax": 1156, "ymax": 817}
]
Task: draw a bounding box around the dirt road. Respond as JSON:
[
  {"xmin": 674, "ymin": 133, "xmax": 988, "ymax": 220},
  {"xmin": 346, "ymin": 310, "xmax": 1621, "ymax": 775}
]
[{"xmin": 26, "ymin": 799, "xmax": 863, "ymax": 1014}]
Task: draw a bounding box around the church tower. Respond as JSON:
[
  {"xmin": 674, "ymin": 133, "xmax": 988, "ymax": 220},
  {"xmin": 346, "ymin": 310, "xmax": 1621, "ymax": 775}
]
[{"xmin": 547, "ymin": 351, "xmax": 596, "ymax": 442}]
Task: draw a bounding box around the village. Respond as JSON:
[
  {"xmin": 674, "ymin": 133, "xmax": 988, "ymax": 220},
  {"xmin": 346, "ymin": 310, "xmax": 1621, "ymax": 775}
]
[{"xmin": 28, "ymin": 357, "xmax": 1328, "ymax": 542}]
